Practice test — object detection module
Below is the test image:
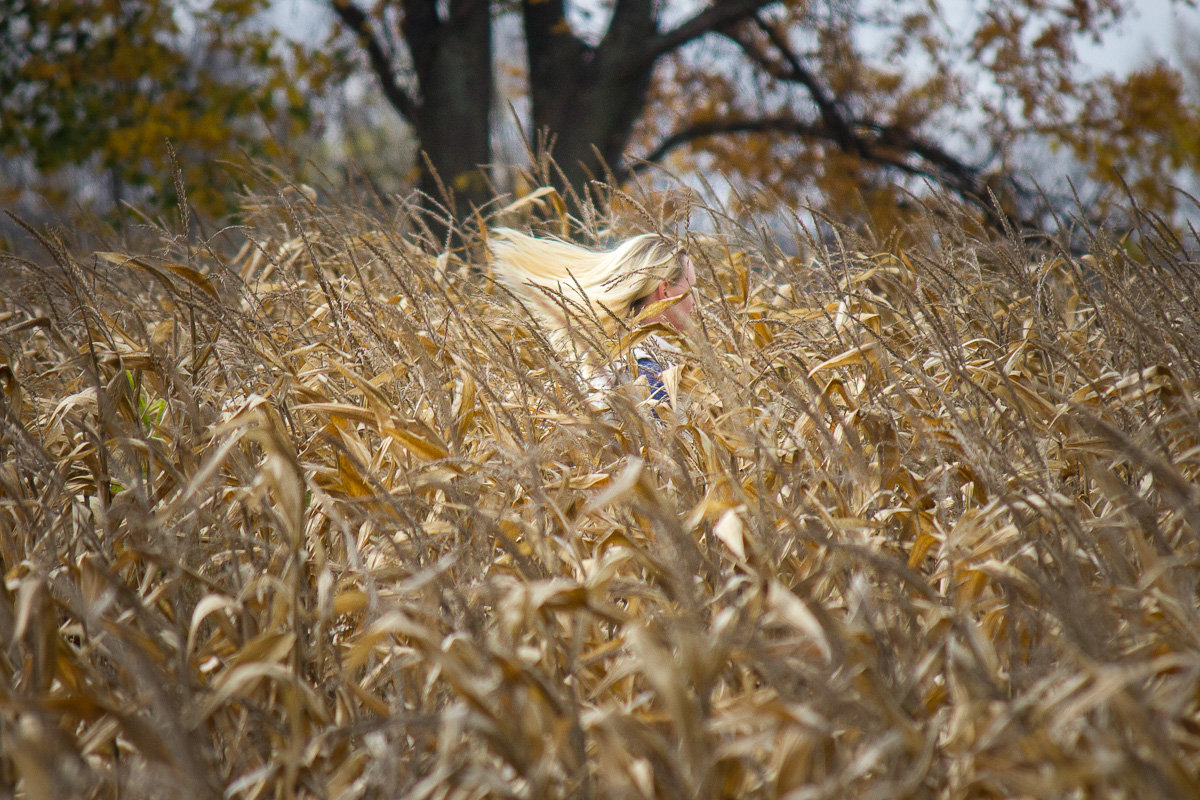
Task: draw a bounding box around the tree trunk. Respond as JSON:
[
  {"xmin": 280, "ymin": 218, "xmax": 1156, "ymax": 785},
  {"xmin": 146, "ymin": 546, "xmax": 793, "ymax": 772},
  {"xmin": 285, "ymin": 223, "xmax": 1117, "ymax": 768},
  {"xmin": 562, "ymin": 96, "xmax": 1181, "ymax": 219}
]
[
  {"xmin": 336, "ymin": 0, "xmax": 772, "ymax": 218},
  {"xmin": 404, "ymin": 0, "xmax": 494, "ymax": 218},
  {"xmin": 523, "ymin": 0, "xmax": 656, "ymax": 202}
]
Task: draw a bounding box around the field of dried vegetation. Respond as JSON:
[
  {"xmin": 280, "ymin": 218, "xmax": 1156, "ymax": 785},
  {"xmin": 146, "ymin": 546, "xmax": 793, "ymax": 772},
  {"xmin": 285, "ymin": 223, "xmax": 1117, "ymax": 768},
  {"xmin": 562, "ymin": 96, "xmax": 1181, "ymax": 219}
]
[{"xmin": 2, "ymin": 182, "xmax": 1200, "ymax": 799}]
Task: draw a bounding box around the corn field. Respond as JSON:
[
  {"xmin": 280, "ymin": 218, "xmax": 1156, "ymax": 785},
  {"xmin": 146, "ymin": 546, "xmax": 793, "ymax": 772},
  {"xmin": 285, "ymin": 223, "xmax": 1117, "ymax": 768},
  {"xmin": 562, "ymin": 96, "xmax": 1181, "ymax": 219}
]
[{"xmin": 2, "ymin": 184, "xmax": 1200, "ymax": 799}]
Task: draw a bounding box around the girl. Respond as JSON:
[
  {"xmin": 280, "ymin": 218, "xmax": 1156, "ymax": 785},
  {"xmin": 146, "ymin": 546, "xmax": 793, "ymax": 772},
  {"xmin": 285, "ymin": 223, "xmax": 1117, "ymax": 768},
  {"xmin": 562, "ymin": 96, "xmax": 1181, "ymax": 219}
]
[{"xmin": 489, "ymin": 228, "xmax": 696, "ymax": 402}]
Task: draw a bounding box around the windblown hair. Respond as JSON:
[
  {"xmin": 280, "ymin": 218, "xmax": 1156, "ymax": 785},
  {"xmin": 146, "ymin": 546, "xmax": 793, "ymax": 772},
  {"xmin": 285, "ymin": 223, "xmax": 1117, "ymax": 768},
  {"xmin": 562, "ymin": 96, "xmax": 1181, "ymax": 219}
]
[{"xmin": 489, "ymin": 228, "xmax": 686, "ymax": 352}]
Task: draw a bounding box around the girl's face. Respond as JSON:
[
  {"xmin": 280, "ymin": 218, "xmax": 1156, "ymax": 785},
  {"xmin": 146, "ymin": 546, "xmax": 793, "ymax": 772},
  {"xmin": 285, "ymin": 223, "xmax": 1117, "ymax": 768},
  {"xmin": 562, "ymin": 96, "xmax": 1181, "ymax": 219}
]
[{"xmin": 656, "ymin": 256, "xmax": 697, "ymax": 330}]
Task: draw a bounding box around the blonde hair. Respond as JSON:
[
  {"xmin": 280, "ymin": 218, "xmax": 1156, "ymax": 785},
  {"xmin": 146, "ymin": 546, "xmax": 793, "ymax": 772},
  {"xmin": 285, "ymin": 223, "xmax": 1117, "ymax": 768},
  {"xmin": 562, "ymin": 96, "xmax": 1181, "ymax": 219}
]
[{"xmin": 489, "ymin": 228, "xmax": 686, "ymax": 350}]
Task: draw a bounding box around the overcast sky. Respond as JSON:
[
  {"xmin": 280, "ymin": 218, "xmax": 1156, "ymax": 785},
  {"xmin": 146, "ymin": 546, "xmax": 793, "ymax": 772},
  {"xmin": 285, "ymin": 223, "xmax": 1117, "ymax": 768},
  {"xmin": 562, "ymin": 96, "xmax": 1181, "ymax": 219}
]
[
  {"xmin": 268, "ymin": 0, "xmax": 1197, "ymax": 74},
  {"xmin": 1077, "ymin": 0, "xmax": 1194, "ymax": 72}
]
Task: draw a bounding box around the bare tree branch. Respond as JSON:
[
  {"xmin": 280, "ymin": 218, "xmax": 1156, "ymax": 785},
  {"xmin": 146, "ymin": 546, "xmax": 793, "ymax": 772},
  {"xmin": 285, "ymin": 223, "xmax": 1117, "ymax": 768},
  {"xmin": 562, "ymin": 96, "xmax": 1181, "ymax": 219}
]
[
  {"xmin": 867, "ymin": 123, "xmax": 989, "ymax": 194},
  {"xmin": 634, "ymin": 116, "xmax": 825, "ymax": 166},
  {"xmin": 723, "ymin": 18, "xmax": 858, "ymax": 152},
  {"xmin": 636, "ymin": 0, "xmax": 780, "ymax": 70},
  {"xmin": 632, "ymin": 114, "xmax": 1027, "ymax": 229},
  {"xmin": 329, "ymin": 0, "xmax": 421, "ymax": 122},
  {"xmin": 699, "ymin": 16, "xmax": 1038, "ymax": 229}
]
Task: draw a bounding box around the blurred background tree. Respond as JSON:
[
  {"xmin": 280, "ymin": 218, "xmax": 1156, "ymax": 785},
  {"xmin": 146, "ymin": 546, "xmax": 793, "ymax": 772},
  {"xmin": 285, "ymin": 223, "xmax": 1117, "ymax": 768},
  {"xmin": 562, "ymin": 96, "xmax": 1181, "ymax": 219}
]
[
  {"xmin": 0, "ymin": 0, "xmax": 344, "ymax": 222},
  {"xmin": 327, "ymin": 0, "xmax": 1200, "ymax": 228},
  {"xmin": 3, "ymin": 0, "xmax": 1200, "ymax": 235}
]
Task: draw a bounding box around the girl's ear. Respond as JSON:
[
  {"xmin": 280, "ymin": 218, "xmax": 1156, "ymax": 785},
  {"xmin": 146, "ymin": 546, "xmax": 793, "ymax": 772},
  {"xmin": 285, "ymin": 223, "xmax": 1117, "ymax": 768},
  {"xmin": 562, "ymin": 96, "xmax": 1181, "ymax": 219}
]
[{"xmin": 653, "ymin": 281, "xmax": 667, "ymax": 301}]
